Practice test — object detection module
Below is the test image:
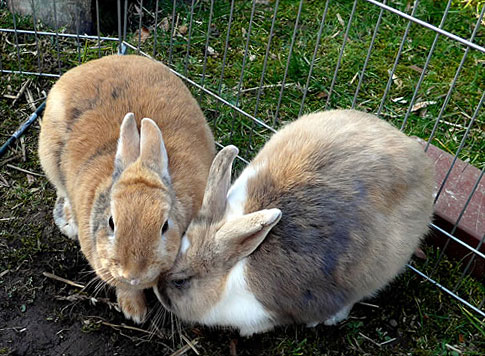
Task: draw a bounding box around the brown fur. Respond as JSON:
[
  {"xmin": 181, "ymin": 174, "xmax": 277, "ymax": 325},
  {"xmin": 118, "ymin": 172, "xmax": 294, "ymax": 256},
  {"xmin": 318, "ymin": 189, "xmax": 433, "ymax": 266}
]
[
  {"xmin": 158, "ymin": 110, "xmax": 434, "ymax": 334},
  {"xmin": 38, "ymin": 55, "xmax": 215, "ymax": 322}
]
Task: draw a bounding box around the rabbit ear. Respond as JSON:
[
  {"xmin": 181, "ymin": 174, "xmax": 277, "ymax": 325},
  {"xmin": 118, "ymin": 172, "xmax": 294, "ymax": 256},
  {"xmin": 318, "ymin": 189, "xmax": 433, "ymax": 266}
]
[
  {"xmin": 200, "ymin": 145, "xmax": 239, "ymax": 220},
  {"xmin": 140, "ymin": 118, "xmax": 170, "ymax": 182},
  {"xmin": 114, "ymin": 113, "xmax": 140, "ymax": 176},
  {"xmin": 215, "ymin": 208, "xmax": 282, "ymax": 262}
]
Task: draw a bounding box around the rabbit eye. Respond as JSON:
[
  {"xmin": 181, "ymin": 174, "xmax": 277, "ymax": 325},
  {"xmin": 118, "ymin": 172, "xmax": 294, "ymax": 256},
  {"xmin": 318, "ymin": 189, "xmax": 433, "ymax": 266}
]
[
  {"xmin": 162, "ymin": 220, "xmax": 169, "ymax": 235},
  {"xmin": 108, "ymin": 216, "xmax": 115, "ymax": 232},
  {"xmin": 171, "ymin": 277, "xmax": 190, "ymax": 289}
]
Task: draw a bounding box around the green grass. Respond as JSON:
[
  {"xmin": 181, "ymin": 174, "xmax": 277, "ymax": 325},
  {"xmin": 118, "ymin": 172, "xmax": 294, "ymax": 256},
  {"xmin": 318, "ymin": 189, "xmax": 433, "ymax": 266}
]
[
  {"xmin": 1, "ymin": 1, "xmax": 484, "ymax": 354},
  {"xmin": 1, "ymin": 0, "xmax": 484, "ymax": 165}
]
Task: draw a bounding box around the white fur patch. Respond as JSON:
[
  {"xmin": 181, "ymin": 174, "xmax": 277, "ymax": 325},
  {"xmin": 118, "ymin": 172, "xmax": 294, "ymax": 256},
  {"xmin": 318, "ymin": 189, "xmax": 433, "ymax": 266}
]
[
  {"xmin": 180, "ymin": 234, "xmax": 190, "ymax": 255},
  {"xmin": 108, "ymin": 233, "xmax": 116, "ymax": 245},
  {"xmin": 225, "ymin": 164, "xmax": 261, "ymax": 220},
  {"xmin": 200, "ymin": 259, "xmax": 272, "ymax": 336},
  {"xmin": 323, "ymin": 304, "xmax": 352, "ymax": 326}
]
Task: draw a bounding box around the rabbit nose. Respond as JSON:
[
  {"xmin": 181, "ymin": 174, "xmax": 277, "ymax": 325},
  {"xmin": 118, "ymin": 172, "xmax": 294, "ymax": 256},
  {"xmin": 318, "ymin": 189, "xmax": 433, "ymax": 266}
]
[{"xmin": 118, "ymin": 271, "xmax": 140, "ymax": 284}]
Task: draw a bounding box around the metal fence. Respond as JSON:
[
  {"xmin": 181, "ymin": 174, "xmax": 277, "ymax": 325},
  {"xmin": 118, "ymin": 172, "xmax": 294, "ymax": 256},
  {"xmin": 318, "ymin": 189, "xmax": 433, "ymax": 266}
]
[{"xmin": 1, "ymin": 0, "xmax": 484, "ymax": 318}]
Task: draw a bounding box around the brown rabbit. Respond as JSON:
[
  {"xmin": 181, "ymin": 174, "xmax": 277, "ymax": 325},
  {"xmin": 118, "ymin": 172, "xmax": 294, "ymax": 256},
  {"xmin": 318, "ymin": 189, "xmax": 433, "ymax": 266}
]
[
  {"xmin": 38, "ymin": 55, "xmax": 215, "ymax": 323},
  {"xmin": 156, "ymin": 109, "xmax": 434, "ymax": 336}
]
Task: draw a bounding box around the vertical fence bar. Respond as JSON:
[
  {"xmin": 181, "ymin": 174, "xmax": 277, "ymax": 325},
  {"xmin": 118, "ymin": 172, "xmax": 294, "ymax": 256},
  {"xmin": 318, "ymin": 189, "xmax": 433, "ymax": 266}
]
[
  {"xmin": 377, "ymin": 0, "xmax": 420, "ymax": 115},
  {"xmin": 235, "ymin": 0, "xmax": 257, "ymax": 106},
  {"xmin": 253, "ymin": 0, "xmax": 280, "ymax": 117},
  {"xmin": 325, "ymin": 0, "xmax": 358, "ymax": 109},
  {"xmin": 52, "ymin": 0, "xmax": 62, "ymax": 74},
  {"xmin": 352, "ymin": 0, "xmax": 385, "ymax": 109},
  {"xmin": 168, "ymin": 0, "xmax": 177, "ymax": 65},
  {"xmin": 299, "ymin": 0, "xmax": 330, "ymax": 117},
  {"xmin": 425, "ymin": 6, "xmax": 485, "ymax": 152},
  {"xmin": 123, "ymin": 0, "xmax": 128, "ymax": 42},
  {"xmin": 30, "ymin": 0, "xmax": 42, "ymax": 73},
  {"xmin": 400, "ymin": 0, "xmax": 453, "ymax": 130},
  {"xmin": 10, "ymin": 1, "xmax": 23, "ymax": 73},
  {"xmin": 117, "ymin": 0, "xmax": 122, "ymax": 53},
  {"xmin": 228, "ymin": 0, "xmax": 257, "ymax": 143},
  {"xmin": 199, "ymin": 0, "xmax": 216, "ymax": 93},
  {"xmin": 76, "ymin": 5, "xmax": 81, "ymax": 64},
  {"xmin": 274, "ymin": 0, "xmax": 304, "ymax": 125},
  {"xmin": 96, "ymin": 0, "xmax": 101, "ymax": 57},
  {"xmin": 433, "ymin": 91, "xmax": 485, "ymax": 204},
  {"xmin": 137, "ymin": 0, "xmax": 144, "ymax": 54},
  {"xmin": 247, "ymin": 0, "xmax": 280, "ymax": 152},
  {"xmin": 217, "ymin": 0, "xmax": 236, "ymax": 96},
  {"xmin": 183, "ymin": 0, "xmax": 196, "ymax": 76},
  {"xmin": 153, "ymin": 0, "xmax": 159, "ymax": 57}
]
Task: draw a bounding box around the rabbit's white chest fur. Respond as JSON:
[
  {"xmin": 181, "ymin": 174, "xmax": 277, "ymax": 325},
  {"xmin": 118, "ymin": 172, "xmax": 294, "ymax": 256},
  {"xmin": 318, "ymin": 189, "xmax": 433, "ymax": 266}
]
[{"xmin": 200, "ymin": 259, "xmax": 273, "ymax": 336}]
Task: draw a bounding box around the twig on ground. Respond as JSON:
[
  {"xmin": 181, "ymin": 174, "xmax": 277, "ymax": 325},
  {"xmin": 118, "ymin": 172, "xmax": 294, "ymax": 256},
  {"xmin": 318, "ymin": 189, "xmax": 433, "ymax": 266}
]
[
  {"xmin": 12, "ymin": 79, "xmax": 31, "ymax": 106},
  {"xmin": 6, "ymin": 164, "xmax": 45, "ymax": 177},
  {"xmin": 445, "ymin": 344, "xmax": 462, "ymax": 354},
  {"xmin": 25, "ymin": 88, "xmax": 37, "ymax": 111},
  {"xmin": 358, "ymin": 302, "xmax": 380, "ymax": 309},
  {"xmin": 170, "ymin": 339, "xmax": 199, "ymax": 356},
  {"xmin": 0, "ymin": 326, "xmax": 27, "ymax": 332},
  {"xmin": 358, "ymin": 332, "xmax": 381, "ymax": 347},
  {"xmin": 20, "ymin": 137, "xmax": 26, "ymax": 162},
  {"xmin": 0, "ymin": 173, "xmax": 10, "ymax": 187},
  {"xmin": 43, "ymin": 271, "xmax": 85, "ymax": 289},
  {"xmin": 55, "ymin": 294, "xmax": 119, "ymax": 310},
  {"xmin": 180, "ymin": 334, "xmax": 200, "ymax": 355},
  {"xmin": 239, "ymin": 82, "xmax": 296, "ymax": 93},
  {"xmin": 379, "ymin": 337, "xmax": 397, "ymax": 346},
  {"xmin": 100, "ymin": 320, "xmax": 154, "ymax": 335}
]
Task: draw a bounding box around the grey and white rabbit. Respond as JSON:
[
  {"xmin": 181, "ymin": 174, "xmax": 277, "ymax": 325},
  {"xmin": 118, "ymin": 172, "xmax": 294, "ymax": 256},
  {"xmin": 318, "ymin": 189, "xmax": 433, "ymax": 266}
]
[{"xmin": 155, "ymin": 109, "xmax": 434, "ymax": 336}]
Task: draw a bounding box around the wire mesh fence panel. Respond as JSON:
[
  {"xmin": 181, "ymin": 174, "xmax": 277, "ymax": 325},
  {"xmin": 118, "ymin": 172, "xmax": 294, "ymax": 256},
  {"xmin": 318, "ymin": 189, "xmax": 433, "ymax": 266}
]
[{"xmin": 0, "ymin": 0, "xmax": 484, "ymax": 319}]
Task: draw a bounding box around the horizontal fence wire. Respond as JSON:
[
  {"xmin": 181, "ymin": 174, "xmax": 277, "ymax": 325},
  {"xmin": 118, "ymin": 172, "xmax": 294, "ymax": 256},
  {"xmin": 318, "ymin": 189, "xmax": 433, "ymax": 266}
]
[{"xmin": 0, "ymin": 0, "xmax": 484, "ymax": 318}]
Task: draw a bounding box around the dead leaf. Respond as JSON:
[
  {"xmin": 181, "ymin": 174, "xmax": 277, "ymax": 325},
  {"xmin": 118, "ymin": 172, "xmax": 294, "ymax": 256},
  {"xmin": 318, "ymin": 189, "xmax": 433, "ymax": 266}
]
[
  {"xmin": 389, "ymin": 71, "xmax": 403, "ymax": 89},
  {"xmin": 159, "ymin": 17, "xmax": 170, "ymax": 32},
  {"xmin": 178, "ymin": 24, "xmax": 188, "ymax": 36},
  {"xmin": 316, "ymin": 91, "xmax": 328, "ymax": 99},
  {"xmin": 135, "ymin": 26, "xmax": 150, "ymax": 43},
  {"xmin": 336, "ymin": 13, "xmax": 345, "ymax": 27},
  {"xmin": 411, "ymin": 100, "xmax": 436, "ymax": 112},
  {"xmin": 391, "ymin": 96, "xmax": 407, "ymax": 104},
  {"xmin": 206, "ymin": 46, "xmax": 217, "ymax": 57},
  {"xmin": 409, "ymin": 65, "xmax": 423, "ymax": 73}
]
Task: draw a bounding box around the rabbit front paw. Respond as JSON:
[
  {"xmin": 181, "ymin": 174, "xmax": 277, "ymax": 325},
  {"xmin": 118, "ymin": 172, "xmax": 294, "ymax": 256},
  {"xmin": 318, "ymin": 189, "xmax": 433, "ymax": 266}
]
[
  {"xmin": 324, "ymin": 304, "xmax": 352, "ymax": 326},
  {"xmin": 54, "ymin": 195, "xmax": 78, "ymax": 240},
  {"xmin": 116, "ymin": 288, "xmax": 147, "ymax": 324}
]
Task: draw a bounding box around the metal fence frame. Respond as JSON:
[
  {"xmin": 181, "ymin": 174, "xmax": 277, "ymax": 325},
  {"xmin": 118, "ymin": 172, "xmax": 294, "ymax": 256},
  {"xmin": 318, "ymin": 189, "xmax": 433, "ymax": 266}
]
[{"xmin": 1, "ymin": 0, "xmax": 484, "ymax": 318}]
